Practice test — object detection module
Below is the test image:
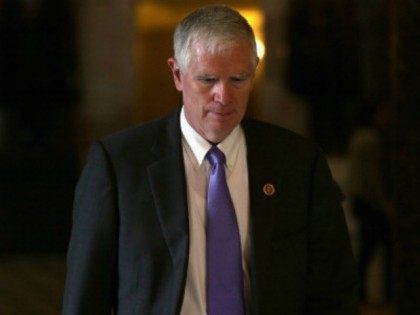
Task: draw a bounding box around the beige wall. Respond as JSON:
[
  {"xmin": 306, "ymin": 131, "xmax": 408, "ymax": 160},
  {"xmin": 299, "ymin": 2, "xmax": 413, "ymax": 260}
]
[{"xmin": 76, "ymin": 0, "xmax": 136, "ymax": 152}]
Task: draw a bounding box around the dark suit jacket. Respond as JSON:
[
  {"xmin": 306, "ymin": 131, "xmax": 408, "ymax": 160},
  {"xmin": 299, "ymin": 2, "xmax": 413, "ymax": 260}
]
[{"xmin": 62, "ymin": 108, "xmax": 359, "ymax": 314}]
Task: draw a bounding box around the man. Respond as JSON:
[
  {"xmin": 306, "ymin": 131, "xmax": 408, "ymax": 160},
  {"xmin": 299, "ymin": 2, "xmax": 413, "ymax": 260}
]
[{"xmin": 63, "ymin": 5, "xmax": 359, "ymax": 315}]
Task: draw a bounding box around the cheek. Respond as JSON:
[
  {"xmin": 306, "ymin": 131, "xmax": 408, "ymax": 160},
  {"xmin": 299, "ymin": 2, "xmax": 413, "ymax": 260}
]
[
  {"xmin": 194, "ymin": 90, "xmax": 214, "ymax": 108},
  {"xmin": 196, "ymin": 87, "xmax": 213, "ymax": 102},
  {"xmin": 236, "ymin": 89, "xmax": 251, "ymax": 106},
  {"xmin": 187, "ymin": 82, "xmax": 210, "ymax": 98}
]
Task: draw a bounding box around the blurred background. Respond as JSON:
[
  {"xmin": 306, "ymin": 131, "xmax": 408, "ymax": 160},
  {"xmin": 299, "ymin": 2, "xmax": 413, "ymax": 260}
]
[{"xmin": 0, "ymin": 0, "xmax": 418, "ymax": 314}]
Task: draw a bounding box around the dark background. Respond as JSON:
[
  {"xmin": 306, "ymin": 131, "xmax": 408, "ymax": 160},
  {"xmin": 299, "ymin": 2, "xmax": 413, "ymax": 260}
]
[{"xmin": 0, "ymin": 0, "xmax": 418, "ymax": 314}]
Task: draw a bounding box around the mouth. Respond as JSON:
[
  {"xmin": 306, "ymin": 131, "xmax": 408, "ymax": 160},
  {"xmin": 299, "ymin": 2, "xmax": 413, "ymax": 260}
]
[{"xmin": 207, "ymin": 110, "xmax": 234, "ymax": 118}]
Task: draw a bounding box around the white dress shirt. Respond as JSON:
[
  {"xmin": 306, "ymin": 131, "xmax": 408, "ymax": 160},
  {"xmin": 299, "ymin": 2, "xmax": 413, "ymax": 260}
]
[{"xmin": 179, "ymin": 107, "xmax": 251, "ymax": 315}]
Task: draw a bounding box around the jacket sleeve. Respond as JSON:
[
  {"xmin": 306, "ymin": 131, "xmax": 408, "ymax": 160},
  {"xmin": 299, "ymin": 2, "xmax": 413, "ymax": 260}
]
[
  {"xmin": 305, "ymin": 149, "xmax": 360, "ymax": 315},
  {"xmin": 62, "ymin": 142, "xmax": 118, "ymax": 315}
]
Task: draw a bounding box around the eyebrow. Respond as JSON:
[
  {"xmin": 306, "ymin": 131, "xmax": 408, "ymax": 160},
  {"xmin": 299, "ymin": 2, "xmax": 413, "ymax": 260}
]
[
  {"xmin": 195, "ymin": 72, "xmax": 251, "ymax": 79},
  {"xmin": 196, "ymin": 74, "xmax": 217, "ymax": 78},
  {"xmin": 231, "ymin": 73, "xmax": 250, "ymax": 78}
]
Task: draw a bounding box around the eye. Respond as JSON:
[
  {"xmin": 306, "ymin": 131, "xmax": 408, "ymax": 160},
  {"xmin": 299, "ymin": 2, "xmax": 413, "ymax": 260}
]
[
  {"xmin": 232, "ymin": 77, "xmax": 245, "ymax": 83},
  {"xmin": 231, "ymin": 76, "xmax": 248, "ymax": 85},
  {"xmin": 197, "ymin": 76, "xmax": 218, "ymax": 84}
]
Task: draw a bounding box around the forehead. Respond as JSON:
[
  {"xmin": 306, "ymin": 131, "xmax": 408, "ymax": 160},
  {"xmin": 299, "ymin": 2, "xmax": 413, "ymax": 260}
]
[
  {"xmin": 188, "ymin": 32, "xmax": 250, "ymax": 52},
  {"xmin": 187, "ymin": 40, "xmax": 255, "ymax": 73}
]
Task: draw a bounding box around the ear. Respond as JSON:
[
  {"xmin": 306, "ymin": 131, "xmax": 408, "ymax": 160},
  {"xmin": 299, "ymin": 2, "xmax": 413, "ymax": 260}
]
[{"xmin": 168, "ymin": 58, "xmax": 183, "ymax": 91}]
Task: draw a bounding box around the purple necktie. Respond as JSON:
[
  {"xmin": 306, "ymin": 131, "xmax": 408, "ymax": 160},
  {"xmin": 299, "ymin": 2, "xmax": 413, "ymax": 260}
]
[{"xmin": 206, "ymin": 146, "xmax": 245, "ymax": 315}]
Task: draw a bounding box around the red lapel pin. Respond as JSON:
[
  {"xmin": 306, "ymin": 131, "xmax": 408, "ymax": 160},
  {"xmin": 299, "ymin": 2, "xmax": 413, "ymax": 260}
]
[{"xmin": 263, "ymin": 183, "xmax": 276, "ymax": 196}]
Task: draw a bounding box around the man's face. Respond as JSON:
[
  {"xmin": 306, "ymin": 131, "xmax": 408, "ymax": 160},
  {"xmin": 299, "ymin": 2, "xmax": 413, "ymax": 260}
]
[{"xmin": 168, "ymin": 40, "xmax": 257, "ymax": 143}]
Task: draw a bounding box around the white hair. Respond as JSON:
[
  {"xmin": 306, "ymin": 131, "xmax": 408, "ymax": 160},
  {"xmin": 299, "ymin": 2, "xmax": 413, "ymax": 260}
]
[{"xmin": 173, "ymin": 5, "xmax": 258, "ymax": 71}]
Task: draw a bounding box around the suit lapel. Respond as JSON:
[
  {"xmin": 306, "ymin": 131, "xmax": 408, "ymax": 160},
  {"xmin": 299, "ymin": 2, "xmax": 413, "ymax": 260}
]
[
  {"xmin": 146, "ymin": 113, "xmax": 295, "ymax": 313},
  {"xmin": 242, "ymin": 119, "xmax": 286, "ymax": 315},
  {"xmin": 147, "ymin": 109, "xmax": 189, "ymax": 269}
]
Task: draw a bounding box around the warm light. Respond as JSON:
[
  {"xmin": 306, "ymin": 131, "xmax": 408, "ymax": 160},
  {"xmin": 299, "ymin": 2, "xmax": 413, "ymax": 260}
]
[
  {"xmin": 136, "ymin": 3, "xmax": 185, "ymax": 30},
  {"xmin": 135, "ymin": 3, "xmax": 266, "ymax": 60},
  {"xmin": 256, "ymin": 38, "xmax": 266, "ymax": 60},
  {"xmin": 238, "ymin": 8, "xmax": 266, "ymax": 60}
]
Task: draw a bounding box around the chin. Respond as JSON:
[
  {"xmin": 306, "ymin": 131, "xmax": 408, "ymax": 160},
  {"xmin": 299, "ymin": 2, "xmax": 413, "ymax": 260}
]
[{"xmin": 206, "ymin": 127, "xmax": 235, "ymax": 143}]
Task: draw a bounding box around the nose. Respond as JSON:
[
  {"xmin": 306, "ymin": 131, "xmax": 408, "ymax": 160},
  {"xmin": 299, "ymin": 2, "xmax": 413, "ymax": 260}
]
[{"xmin": 213, "ymin": 81, "xmax": 231, "ymax": 105}]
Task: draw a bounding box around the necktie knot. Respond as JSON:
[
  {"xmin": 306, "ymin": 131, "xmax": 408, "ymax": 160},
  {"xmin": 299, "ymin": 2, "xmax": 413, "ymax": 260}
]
[{"xmin": 206, "ymin": 146, "xmax": 226, "ymax": 167}]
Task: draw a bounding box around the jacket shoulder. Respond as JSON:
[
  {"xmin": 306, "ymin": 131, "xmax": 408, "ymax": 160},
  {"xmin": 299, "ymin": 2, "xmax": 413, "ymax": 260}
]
[
  {"xmin": 99, "ymin": 109, "xmax": 180, "ymax": 155},
  {"xmin": 242, "ymin": 118, "xmax": 321, "ymax": 157}
]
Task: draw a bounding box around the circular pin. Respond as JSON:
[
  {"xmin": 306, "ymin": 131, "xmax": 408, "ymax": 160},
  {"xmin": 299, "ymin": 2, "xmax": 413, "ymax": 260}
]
[{"xmin": 263, "ymin": 183, "xmax": 276, "ymax": 196}]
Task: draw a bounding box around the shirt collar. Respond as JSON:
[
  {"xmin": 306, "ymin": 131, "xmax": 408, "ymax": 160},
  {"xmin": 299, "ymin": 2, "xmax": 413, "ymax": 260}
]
[{"xmin": 180, "ymin": 106, "xmax": 243, "ymax": 170}]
